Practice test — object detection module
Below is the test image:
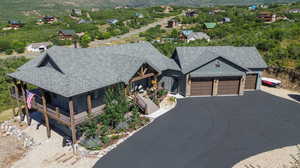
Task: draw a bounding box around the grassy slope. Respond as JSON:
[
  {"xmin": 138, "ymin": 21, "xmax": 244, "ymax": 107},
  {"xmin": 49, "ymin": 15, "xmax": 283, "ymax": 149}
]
[{"xmin": 1, "ymin": 0, "xmax": 300, "ymax": 22}]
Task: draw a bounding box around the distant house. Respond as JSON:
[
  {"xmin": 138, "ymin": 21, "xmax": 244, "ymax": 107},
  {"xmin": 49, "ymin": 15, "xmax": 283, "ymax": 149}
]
[
  {"xmin": 186, "ymin": 32, "xmax": 210, "ymax": 43},
  {"xmin": 107, "ymin": 19, "xmax": 119, "ymax": 25},
  {"xmin": 8, "ymin": 20, "xmax": 23, "ymax": 29},
  {"xmin": 259, "ymin": 4, "xmax": 269, "ymax": 9},
  {"xmin": 43, "ymin": 16, "xmax": 56, "ymax": 24},
  {"xmin": 222, "ymin": 17, "xmax": 231, "ymax": 23},
  {"xmin": 257, "ymin": 12, "xmax": 276, "ymax": 23},
  {"xmin": 36, "ymin": 19, "xmax": 44, "ymax": 25},
  {"xmin": 211, "ymin": 9, "xmax": 226, "ymax": 14},
  {"xmin": 160, "ymin": 5, "xmax": 173, "ymax": 13},
  {"xmin": 179, "ymin": 30, "xmax": 193, "ymax": 41},
  {"xmin": 77, "ymin": 19, "xmax": 91, "ymax": 24},
  {"xmin": 167, "ymin": 19, "xmax": 177, "ymax": 28},
  {"xmin": 204, "ymin": 23, "xmax": 217, "ymax": 29},
  {"xmin": 135, "ymin": 13, "xmax": 144, "ymax": 18},
  {"xmin": 72, "ymin": 9, "xmax": 82, "ymax": 16},
  {"xmin": 288, "ymin": 9, "xmax": 300, "ymax": 14},
  {"xmin": 58, "ymin": 30, "xmax": 76, "ymax": 40},
  {"xmin": 186, "ymin": 10, "xmax": 197, "ymax": 17},
  {"xmin": 27, "ymin": 42, "xmax": 51, "ymax": 52},
  {"xmin": 248, "ymin": 5, "xmax": 257, "ymax": 10}
]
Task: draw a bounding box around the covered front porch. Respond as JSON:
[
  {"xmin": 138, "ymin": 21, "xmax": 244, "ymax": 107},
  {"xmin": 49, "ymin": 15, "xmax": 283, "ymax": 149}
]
[{"xmin": 8, "ymin": 80, "xmax": 106, "ymax": 147}]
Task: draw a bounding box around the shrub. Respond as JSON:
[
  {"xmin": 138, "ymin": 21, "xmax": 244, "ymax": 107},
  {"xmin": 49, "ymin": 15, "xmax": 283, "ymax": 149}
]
[
  {"xmin": 0, "ymin": 40, "xmax": 12, "ymax": 53},
  {"xmin": 102, "ymin": 84, "xmax": 129, "ymax": 128},
  {"xmin": 5, "ymin": 49, "xmax": 13, "ymax": 55},
  {"xmin": 80, "ymin": 34, "xmax": 92, "ymax": 48},
  {"xmin": 101, "ymin": 136, "xmax": 110, "ymax": 144}
]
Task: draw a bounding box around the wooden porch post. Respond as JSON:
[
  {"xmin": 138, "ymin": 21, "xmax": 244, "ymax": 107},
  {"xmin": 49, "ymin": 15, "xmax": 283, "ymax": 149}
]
[
  {"xmin": 69, "ymin": 98, "xmax": 77, "ymax": 148},
  {"xmin": 41, "ymin": 89, "xmax": 51, "ymax": 138},
  {"xmin": 87, "ymin": 94, "xmax": 92, "ymax": 115},
  {"xmin": 14, "ymin": 82, "xmax": 23, "ymax": 121},
  {"xmin": 13, "ymin": 82, "xmax": 21, "ymax": 115},
  {"xmin": 154, "ymin": 75, "xmax": 158, "ymax": 101},
  {"xmin": 20, "ymin": 82, "xmax": 30, "ymax": 125}
]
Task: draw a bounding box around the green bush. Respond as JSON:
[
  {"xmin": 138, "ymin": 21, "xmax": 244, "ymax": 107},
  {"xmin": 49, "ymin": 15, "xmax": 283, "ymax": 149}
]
[
  {"xmin": 102, "ymin": 84, "xmax": 129, "ymax": 128},
  {"xmin": 4, "ymin": 49, "xmax": 13, "ymax": 55},
  {"xmin": 0, "ymin": 40, "xmax": 12, "ymax": 53},
  {"xmin": 80, "ymin": 34, "xmax": 92, "ymax": 48},
  {"xmin": 0, "ymin": 57, "xmax": 28, "ymax": 112},
  {"xmin": 101, "ymin": 135, "xmax": 110, "ymax": 144}
]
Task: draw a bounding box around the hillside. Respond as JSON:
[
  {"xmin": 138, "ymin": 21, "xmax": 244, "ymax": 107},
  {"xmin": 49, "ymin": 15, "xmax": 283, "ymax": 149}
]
[{"xmin": 1, "ymin": 0, "xmax": 300, "ymax": 21}]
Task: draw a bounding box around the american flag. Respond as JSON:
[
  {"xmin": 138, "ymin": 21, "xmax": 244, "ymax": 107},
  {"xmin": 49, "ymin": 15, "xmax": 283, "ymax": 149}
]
[{"xmin": 26, "ymin": 90, "xmax": 35, "ymax": 109}]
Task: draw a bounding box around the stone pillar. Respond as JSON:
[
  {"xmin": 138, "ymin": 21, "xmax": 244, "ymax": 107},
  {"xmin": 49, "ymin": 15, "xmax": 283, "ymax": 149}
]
[
  {"xmin": 212, "ymin": 79, "xmax": 219, "ymax": 96},
  {"xmin": 239, "ymin": 76, "xmax": 246, "ymax": 95}
]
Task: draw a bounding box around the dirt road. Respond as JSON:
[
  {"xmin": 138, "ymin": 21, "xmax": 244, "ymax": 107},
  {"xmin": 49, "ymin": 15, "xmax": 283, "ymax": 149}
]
[{"xmin": 89, "ymin": 15, "xmax": 178, "ymax": 47}]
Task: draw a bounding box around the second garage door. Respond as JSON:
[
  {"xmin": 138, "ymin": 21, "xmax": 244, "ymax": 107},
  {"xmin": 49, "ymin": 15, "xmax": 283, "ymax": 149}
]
[
  {"xmin": 245, "ymin": 74, "xmax": 257, "ymax": 90},
  {"xmin": 190, "ymin": 78, "xmax": 213, "ymax": 96},
  {"xmin": 217, "ymin": 77, "xmax": 240, "ymax": 95}
]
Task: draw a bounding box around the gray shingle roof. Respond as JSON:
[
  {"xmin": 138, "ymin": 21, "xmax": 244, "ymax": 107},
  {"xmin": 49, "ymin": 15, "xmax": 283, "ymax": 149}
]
[
  {"xmin": 187, "ymin": 32, "xmax": 210, "ymax": 41},
  {"xmin": 59, "ymin": 29, "xmax": 75, "ymax": 36},
  {"xmin": 9, "ymin": 42, "xmax": 179, "ymax": 97},
  {"xmin": 175, "ymin": 46, "xmax": 267, "ymax": 74}
]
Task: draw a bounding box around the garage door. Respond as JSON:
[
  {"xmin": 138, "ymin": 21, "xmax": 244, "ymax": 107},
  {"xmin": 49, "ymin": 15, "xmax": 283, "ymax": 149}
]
[
  {"xmin": 245, "ymin": 74, "xmax": 257, "ymax": 90},
  {"xmin": 190, "ymin": 78, "xmax": 213, "ymax": 96},
  {"xmin": 217, "ymin": 77, "xmax": 240, "ymax": 95}
]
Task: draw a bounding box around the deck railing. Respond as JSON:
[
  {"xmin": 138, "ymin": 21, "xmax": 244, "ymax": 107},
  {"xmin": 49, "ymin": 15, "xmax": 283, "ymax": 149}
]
[{"xmin": 9, "ymin": 87, "xmax": 105, "ymax": 126}]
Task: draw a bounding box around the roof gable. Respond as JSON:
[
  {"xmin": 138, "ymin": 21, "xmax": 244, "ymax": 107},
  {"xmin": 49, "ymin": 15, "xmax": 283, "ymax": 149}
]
[
  {"xmin": 37, "ymin": 54, "xmax": 64, "ymax": 74},
  {"xmin": 190, "ymin": 57, "xmax": 246, "ymax": 77},
  {"xmin": 175, "ymin": 46, "xmax": 267, "ymax": 74}
]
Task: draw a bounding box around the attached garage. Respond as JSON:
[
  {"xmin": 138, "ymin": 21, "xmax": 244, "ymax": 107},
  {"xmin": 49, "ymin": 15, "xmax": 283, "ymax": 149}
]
[
  {"xmin": 217, "ymin": 77, "xmax": 240, "ymax": 95},
  {"xmin": 245, "ymin": 74, "xmax": 258, "ymax": 90},
  {"xmin": 190, "ymin": 78, "xmax": 213, "ymax": 96}
]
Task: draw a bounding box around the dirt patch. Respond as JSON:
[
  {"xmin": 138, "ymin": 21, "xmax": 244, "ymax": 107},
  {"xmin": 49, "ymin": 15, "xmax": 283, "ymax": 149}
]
[
  {"xmin": 233, "ymin": 145, "xmax": 299, "ymax": 168},
  {"xmin": 263, "ymin": 67, "xmax": 300, "ymax": 92},
  {"xmin": 0, "ymin": 134, "xmax": 26, "ymax": 168}
]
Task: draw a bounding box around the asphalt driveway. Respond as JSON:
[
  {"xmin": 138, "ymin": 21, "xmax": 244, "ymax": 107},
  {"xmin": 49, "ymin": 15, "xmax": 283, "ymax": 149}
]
[{"xmin": 94, "ymin": 91, "xmax": 300, "ymax": 168}]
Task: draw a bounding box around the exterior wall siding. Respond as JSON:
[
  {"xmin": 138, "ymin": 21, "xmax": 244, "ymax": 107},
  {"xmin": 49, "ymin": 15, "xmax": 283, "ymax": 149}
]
[{"xmin": 72, "ymin": 87, "xmax": 106, "ymax": 114}]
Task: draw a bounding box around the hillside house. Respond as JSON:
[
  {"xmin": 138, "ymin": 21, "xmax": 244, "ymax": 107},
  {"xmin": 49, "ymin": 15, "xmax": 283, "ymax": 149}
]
[
  {"xmin": 186, "ymin": 32, "xmax": 210, "ymax": 43},
  {"xmin": 135, "ymin": 13, "xmax": 144, "ymax": 18},
  {"xmin": 8, "ymin": 20, "xmax": 23, "ymax": 29},
  {"xmin": 186, "ymin": 10, "xmax": 198, "ymax": 17},
  {"xmin": 72, "ymin": 9, "xmax": 82, "ymax": 16},
  {"xmin": 210, "ymin": 9, "xmax": 226, "ymax": 15},
  {"xmin": 204, "ymin": 23, "xmax": 217, "ymax": 29},
  {"xmin": 107, "ymin": 19, "xmax": 119, "ymax": 25},
  {"xmin": 222, "ymin": 17, "xmax": 231, "ymax": 23},
  {"xmin": 36, "ymin": 19, "xmax": 44, "ymax": 25},
  {"xmin": 288, "ymin": 9, "xmax": 300, "ymax": 14},
  {"xmin": 27, "ymin": 42, "xmax": 51, "ymax": 52},
  {"xmin": 58, "ymin": 30, "xmax": 76, "ymax": 40},
  {"xmin": 167, "ymin": 19, "xmax": 177, "ymax": 28},
  {"xmin": 43, "ymin": 16, "xmax": 56, "ymax": 24},
  {"xmin": 179, "ymin": 30, "xmax": 210, "ymax": 42},
  {"xmin": 8, "ymin": 42, "xmax": 266, "ymax": 145},
  {"xmin": 77, "ymin": 19, "xmax": 91, "ymax": 24},
  {"xmin": 160, "ymin": 6, "xmax": 173, "ymax": 13},
  {"xmin": 179, "ymin": 30, "xmax": 193, "ymax": 41},
  {"xmin": 248, "ymin": 5, "xmax": 257, "ymax": 10},
  {"xmin": 257, "ymin": 12, "xmax": 276, "ymax": 23}
]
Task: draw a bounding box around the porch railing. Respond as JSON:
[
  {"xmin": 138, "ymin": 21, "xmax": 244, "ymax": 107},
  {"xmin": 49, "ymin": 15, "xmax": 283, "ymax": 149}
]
[{"xmin": 9, "ymin": 87, "xmax": 106, "ymax": 126}]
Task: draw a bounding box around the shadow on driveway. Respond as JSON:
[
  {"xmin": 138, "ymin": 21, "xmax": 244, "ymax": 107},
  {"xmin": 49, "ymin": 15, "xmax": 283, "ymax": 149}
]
[
  {"xmin": 289, "ymin": 94, "xmax": 300, "ymax": 102},
  {"xmin": 93, "ymin": 91, "xmax": 300, "ymax": 168}
]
